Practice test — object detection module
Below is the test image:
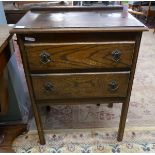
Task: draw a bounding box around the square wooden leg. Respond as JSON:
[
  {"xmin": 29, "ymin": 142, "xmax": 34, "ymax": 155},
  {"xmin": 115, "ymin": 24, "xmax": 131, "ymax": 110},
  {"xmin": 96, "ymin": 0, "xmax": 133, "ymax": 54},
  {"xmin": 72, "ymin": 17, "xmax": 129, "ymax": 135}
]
[
  {"xmin": 117, "ymin": 101, "xmax": 129, "ymax": 141},
  {"xmin": 32, "ymin": 103, "xmax": 45, "ymax": 145}
]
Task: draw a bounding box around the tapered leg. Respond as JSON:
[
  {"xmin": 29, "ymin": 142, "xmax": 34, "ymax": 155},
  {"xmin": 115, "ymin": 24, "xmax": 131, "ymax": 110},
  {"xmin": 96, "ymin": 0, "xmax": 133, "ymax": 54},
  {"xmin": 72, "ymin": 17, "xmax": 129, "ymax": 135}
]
[
  {"xmin": 108, "ymin": 103, "xmax": 113, "ymax": 108},
  {"xmin": 32, "ymin": 103, "xmax": 45, "ymax": 145},
  {"xmin": 117, "ymin": 101, "xmax": 129, "ymax": 141}
]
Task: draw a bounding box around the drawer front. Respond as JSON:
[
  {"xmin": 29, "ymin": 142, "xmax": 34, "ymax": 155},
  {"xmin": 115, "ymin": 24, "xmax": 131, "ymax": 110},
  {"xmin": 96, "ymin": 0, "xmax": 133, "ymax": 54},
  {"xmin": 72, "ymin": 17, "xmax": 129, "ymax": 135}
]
[
  {"xmin": 31, "ymin": 72, "xmax": 130, "ymax": 100},
  {"xmin": 25, "ymin": 42, "xmax": 135, "ymax": 71}
]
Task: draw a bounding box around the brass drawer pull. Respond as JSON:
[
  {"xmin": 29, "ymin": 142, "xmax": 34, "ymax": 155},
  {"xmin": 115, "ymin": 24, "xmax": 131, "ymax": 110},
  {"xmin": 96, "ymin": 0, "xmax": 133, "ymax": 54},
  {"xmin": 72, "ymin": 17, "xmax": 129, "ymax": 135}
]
[
  {"xmin": 112, "ymin": 50, "xmax": 121, "ymax": 62},
  {"xmin": 108, "ymin": 80, "xmax": 119, "ymax": 92},
  {"xmin": 43, "ymin": 82, "xmax": 54, "ymax": 93},
  {"xmin": 40, "ymin": 51, "xmax": 51, "ymax": 64}
]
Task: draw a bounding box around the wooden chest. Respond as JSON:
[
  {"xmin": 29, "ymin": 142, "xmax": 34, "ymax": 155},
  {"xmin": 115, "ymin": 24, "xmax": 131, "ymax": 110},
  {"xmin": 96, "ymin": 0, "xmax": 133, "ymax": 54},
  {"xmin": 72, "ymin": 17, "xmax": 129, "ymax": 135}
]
[{"xmin": 11, "ymin": 6, "xmax": 147, "ymax": 145}]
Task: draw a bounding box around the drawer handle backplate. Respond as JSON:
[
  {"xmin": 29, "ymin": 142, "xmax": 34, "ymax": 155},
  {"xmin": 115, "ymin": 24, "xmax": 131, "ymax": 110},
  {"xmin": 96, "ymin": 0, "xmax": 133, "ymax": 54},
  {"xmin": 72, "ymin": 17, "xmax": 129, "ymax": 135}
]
[
  {"xmin": 43, "ymin": 82, "xmax": 54, "ymax": 93},
  {"xmin": 40, "ymin": 51, "xmax": 51, "ymax": 64},
  {"xmin": 108, "ymin": 80, "xmax": 119, "ymax": 92},
  {"xmin": 112, "ymin": 50, "xmax": 121, "ymax": 62}
]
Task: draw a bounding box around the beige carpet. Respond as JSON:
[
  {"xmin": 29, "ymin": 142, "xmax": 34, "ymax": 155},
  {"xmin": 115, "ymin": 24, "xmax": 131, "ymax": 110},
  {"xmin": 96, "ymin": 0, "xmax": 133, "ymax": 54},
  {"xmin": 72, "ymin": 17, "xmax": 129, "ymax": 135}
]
[{"xmin": 13, "ymin": 29, "xmax": 155, "ymax": 152}]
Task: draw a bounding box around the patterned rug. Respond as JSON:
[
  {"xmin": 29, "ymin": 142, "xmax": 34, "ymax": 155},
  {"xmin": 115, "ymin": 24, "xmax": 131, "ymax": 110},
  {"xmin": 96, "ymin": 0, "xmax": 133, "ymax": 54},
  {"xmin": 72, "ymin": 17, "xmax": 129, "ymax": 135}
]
[
  {"xmin": 12, "ymin": 29, "xmax": 155, "ymax": 152},
  {"xmin": 13, "ymin": 128, "xmax": 155, "ymax": 153}
]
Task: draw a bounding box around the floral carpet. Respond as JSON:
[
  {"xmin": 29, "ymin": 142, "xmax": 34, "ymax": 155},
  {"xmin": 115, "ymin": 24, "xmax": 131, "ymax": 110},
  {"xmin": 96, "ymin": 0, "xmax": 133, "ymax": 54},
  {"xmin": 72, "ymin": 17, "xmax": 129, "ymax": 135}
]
[
  {"xmin": 12, "ymin": 29, "xmax": 155, "ymax": 152},
  {"xmin": 13, "ymin": 128, "xmax": 155, "ymax": 153}
]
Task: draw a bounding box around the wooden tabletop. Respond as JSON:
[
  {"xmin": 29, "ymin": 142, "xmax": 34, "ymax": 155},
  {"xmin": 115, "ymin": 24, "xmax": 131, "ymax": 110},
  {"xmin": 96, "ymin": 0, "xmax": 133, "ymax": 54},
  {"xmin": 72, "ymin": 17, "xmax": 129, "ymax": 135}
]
[
  {"xmin": 11, "ymin": 7, "xmax": 147, "ymax": 34},
  {"xmin": 0, "ymin": 25, "xmax": 11, "ymax": 54}
]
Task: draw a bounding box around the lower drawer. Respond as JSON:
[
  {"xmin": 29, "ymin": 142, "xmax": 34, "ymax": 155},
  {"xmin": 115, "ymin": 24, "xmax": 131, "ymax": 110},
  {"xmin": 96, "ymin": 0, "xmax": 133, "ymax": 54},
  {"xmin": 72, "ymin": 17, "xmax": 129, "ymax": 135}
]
[{"xmin": 31, "ymin": 72, "xmax": 130, "ymax": 100}]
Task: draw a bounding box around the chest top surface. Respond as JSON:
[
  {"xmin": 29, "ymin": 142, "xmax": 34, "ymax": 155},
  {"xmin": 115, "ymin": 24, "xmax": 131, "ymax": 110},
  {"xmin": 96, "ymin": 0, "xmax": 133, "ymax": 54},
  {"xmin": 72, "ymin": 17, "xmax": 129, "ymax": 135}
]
[{"xmin": 11, "ymin": 6, "xmax": 147, "ymax": 33}]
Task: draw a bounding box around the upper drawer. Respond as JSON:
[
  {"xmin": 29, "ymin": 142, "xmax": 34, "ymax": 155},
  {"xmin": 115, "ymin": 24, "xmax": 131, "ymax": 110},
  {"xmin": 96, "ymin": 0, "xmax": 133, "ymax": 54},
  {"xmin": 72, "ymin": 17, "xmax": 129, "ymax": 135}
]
[{"xmin": 24, "ymin": 42, "xmax": 135, "ymax": 72}]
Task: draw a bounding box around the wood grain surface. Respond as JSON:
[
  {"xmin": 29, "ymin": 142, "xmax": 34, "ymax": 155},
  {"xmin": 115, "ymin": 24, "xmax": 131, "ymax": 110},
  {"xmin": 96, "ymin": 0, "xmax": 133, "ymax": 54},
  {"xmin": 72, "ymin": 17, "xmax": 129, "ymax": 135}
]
[
  {"xmin": 25, "ymin": 42, "xmax": 135, "ymax": 71},
  {"xmin": 31, "ymin": 72, "xmax": 130, "ymax": 100}
]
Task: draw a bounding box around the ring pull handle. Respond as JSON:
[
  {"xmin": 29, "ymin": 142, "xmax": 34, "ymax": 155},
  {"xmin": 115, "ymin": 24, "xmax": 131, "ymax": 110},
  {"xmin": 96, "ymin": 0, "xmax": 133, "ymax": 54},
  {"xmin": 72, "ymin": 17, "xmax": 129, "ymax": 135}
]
[
  {"xmin": 108, "ymin": 80, "xmax": 119, "ymax": 92},
  {"xmin": 43, "ymin": 82, "xmax": 54, "ymax": 93},
  {"xmin": 40, "ymin": 51, "xmax": 51, "ymax": 64},
  {"xmin": 112, "ymin": 50, "xmax": 121, "ymax": 62}
]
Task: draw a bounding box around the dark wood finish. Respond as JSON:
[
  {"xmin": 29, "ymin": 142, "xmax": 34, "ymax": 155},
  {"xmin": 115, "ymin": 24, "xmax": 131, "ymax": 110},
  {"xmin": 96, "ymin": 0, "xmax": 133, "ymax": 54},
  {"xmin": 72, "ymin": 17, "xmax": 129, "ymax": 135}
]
[
  {"xmin": 13, "ymin": 7, "xmax": 147, "ymax": 144},
  {"xmin": 11, "ymin": 27, "xmax": 148, "ymax": 34},
  {"xmin": 25, "ymin": 42, "xmax": 135, "ymax": 71},
  {"xmin": 0, "ymin": 48, "xmax": 9, "ymax": 114},
  {"xmin": 117, "ymin": 32, "xmax": 142, "ymax": 141},
  {"xmin": 4, "ymin": 10, "xmax": 27, "ymax": 24},
  {"xmin": 17, "ymin": 37, "xmax": 45, "ymax": 145},
  {"xmin": 36, "ymin": 97, "xmax": 125, "ymax": 105},
  {"xmin": 7, "ymin": 4, "xmax": 118, "ymax": 25},
  {"xmin": 13, "ymin": 10, "xmax": 145, "ymax": 28},
  {"xmin": 0, "ymin": 123, "xmax": 27, "ymax": 152},
  {"xmin": 32, "ymin": 72, "xmax": 130, "ymax": 100},
  {"xmin": 4, "ymin": 1, "xmax": 71, "ymax": 24},
  {"xmin": 10, "ymin": 8, "xmax": 147, "ymax": 34},
  {"xmin": 31, "ymin": 6, "xmax": 123, "ymax": 12},
  {"xmin": 22, "ymin": 32, "xmax": 138, "ymax": 43},
  {"xmin": 5, "ymin": 11, "xmax": 27, "ymax": 24},
  {"xmin": 0, "ymin": 72, "xmax": 8, "ymax": 114}
]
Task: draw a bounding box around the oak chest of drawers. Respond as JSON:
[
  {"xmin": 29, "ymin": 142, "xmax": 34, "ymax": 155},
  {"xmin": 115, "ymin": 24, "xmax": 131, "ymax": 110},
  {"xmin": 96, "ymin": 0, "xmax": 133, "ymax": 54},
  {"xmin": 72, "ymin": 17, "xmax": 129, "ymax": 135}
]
[{"xmin": 11, "ymin": 6, "xmax": 147, "ymax": 145}]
